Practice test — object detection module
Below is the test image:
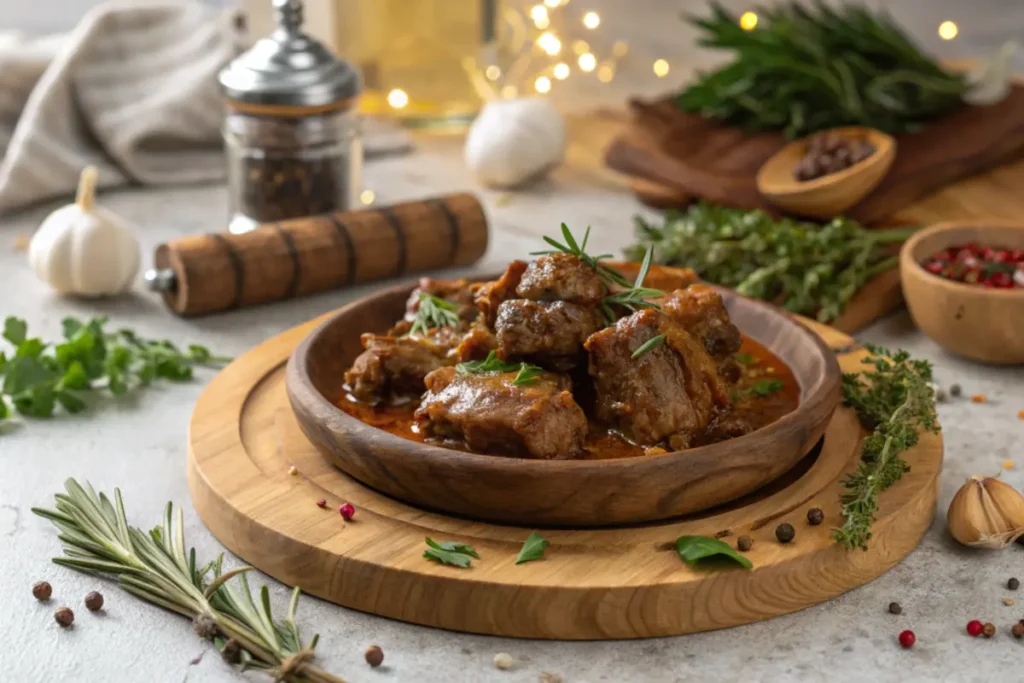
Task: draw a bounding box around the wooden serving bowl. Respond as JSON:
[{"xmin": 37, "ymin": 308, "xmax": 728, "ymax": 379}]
[
  {"xmin": 901, "ymin": 221, "xmax": 1024, "ymax": 364},
  {"xmin": 756, "ymin": 126, "xmax": 895, "ymax": 219},
  {"xmin": 286, "ymin": 266, "xmax": 842, "ymax": 526}
]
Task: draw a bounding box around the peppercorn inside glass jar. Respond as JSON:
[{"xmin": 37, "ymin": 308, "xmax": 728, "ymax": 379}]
[{"xmin": 219, "ymin": 0, "xmax": 362, "ymax": 234}]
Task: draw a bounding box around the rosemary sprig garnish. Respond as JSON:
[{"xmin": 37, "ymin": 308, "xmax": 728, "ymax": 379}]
[
  {"xmin": 631, "ymin": 334, "xmax": 666, "ymax": 359},
  {"xmin": 32, "ymin": 480, "xmax": 345, "ymax": 683},
  {"xmin": 834, "ymin": 345, "xmax": 939, "ymax": 550},
  {"xmin": 601, "ymin": 244, "xmax": 663, "ymax": 322},
  {"xmin": 456, "ymin": 350, "xmax": 544, "ymax": 387},
  {"xmin": 408, "ymin": 293, "xmax": 460, "ymax": 336},
  {"xmin": 677, "ymin": 2, "xmax": 966, "ymax": 137},
  {"xmin": 531, "ymin": 223, "xmax": 633, "ymax": 288}
]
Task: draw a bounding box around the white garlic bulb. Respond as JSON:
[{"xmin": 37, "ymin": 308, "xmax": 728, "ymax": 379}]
[
  {"xmin": 964, "ymin": 41, "xmax": 1018, "ymax": 107},
  {"xmin": 28, "ymin": 167, "xmax": 140, "ymax": 297},
  {"xmin": 464, "ymin": 97, "xmax": 565, "ymax": 188}
]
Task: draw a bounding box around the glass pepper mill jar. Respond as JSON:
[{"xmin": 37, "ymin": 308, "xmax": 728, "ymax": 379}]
[{"xmin": 218, "ymin": 0, "xmax": 362, "ymax": 234}]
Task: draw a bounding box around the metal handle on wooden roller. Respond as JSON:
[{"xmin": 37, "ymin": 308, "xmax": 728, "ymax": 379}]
[{"xmin": 147, "ymin": 193, "xmax": 489, "ymax": 317}]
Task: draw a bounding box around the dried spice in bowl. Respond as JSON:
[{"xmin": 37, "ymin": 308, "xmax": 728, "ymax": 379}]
[
  {"xmin": 794, "ymin": 133, "xmax": 876, "ymax": 182},
  {"xmin": 921, "ymin": 243, "xmax": 1024, "ymax": 289}
]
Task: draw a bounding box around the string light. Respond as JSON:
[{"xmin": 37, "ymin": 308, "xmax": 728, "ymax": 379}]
[
  {"xmin": 612, "ymin": 41, "xmax": 628, "ymax": 58},
  {"xmin": 578, "ymin": 52, "xmax": 597, "ymax": 72},
  {"xmin": 597, "ymin": 63, "xmax": 614, "ymax": 83},
  {"xmin": 537, "ymin": 31, "xmax": 562, "ymax": 56},
  {"xmin": 938, "ymin": 20, "xmax": 958, "ymax": 40},
  {"xmin": 653, "ymin": 59, "xmax": 670, "ymax": 78},
  {"xmin": 386, "ymin": 88, "xmax": 408, "ymax": 108},
  {"xmin": 534, "ymin": 16, "xmax": 550, "ymax": 29},
  {"xmin": 485, "ymin": 65, "xmax": 501, "ymax": 81},
  {"xmin": 739, "ymin": 11, "xmax": 758, "ymax": 30},
  {"xmin": 535, "ymin": 76, "xmax": 552, "ymax": 93},
  {"xmin": 530, "ymin": 5, "xmax": 548, "ymax": 23},
  {"xmin": 572, "ymin": 39, "xmax": 590, "ymax": 55},
  {"xmin": 582, "ymin": 11, "xmax": 600, "ymax": 29},
  {"xmin": 360, "ymin": 190, "xmax": 375, "ymax": 205},
  {"xmin": 553, "ymin": 62, "xmax": 570, "ymax": 80}
]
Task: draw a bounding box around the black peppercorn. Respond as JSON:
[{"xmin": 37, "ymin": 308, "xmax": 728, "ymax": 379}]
[
  {"xmin": 888, "ymin": 601, "xmax": 902, "ymax": 615},
  {"xmin": 1013, "ymin": 623, "xmax": 1024, "ymax": 639},
  {"xmin": 54, "ymin": 607, "xmax": 74, "ymax": 628},
  {"xmin": 1009, "ymin": 577, "xmax": 1020, "ymax": 590},
  {"xmin": 32, "ymin": 581, "xmax": 52, "ymax": 601},
  {"xmin": 807, "ymin": 508, "xmax": 824, "ymax": 526},
  {"xmin": 737, "ymin": 535, "xmax": 753, "ymax": 552},
  {"xmin": 950, "ymin": 383, "xmax": 962, "ymax": 397},
  {"xmin": 84, "ymin": 591, "xmax": 104, "ymax": 612},
  {"xmin": 775, "ymin": 523, "xmax": 795, "ymax": 544},
  {"xmin": 983, "ymin": 622, "xmax": 997, "ymax": 638}
]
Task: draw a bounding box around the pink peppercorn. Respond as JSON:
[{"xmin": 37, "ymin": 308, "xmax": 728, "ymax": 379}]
[{"xmin": 339, "ymin": 503, "xmax": 355, "ymax": 521}]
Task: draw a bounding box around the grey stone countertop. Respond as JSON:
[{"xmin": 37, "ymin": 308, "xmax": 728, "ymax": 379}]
[{"xmin": 2, "ymin": 135, "xmax": 1024, "ymax": 683}]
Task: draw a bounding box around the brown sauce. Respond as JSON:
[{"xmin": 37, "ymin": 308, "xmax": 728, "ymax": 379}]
[{"xmin": 336, "ymin": 334, "xmax": 799, "ymax": 460}]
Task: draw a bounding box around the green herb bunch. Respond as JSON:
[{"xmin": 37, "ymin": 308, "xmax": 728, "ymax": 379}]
[
  {"xmin": 0, "ymin": 316, "xmax": 227, "ymax": 425},
  {"xmin": 33, "ymin": 480, "xmax": 344, "ymax": 682},
  {"xmin": 834, "ymin": 345, "xmax": 939, "ymax": 550},
  {"xmin": 408, "ymin": 293, "xmax": 460, "ymax": 336},
  {"xmin": 626, "ymin": 202, "xmax": 916, "ymax": 322},
  {"xmin": 677, "ymin": 2, "xmax": 967, "ymax": 137}
]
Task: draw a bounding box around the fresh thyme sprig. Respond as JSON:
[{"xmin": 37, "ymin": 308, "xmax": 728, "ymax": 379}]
[
  {"xmin": 408, "ymin": 293, "xmax": 461, "ymax": 336},
  {"xmin": 0, "ymin": 316, "xmax": 228, "ymax": 425},
  {"xmin": 834, "ymin": 345, "xmax": 939, "ymax": 550},
  {"xmin": 456, "ymin": 350, "xmax": 544, "ymax": 387},
  {"xmin": 32, "ymin": 480, "xmax": 344, "ymax": 683}
]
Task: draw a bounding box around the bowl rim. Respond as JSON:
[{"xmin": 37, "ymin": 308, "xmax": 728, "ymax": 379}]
[
  {"xmin": 756, "ymin": 126, "xmax": 896, "ymax": 197},
  {"xmin": 900, "ymin": 220, "xmax": 1024, "ymax": 299},
  {"xmin": 285, "ymin": 273, "xmax": 843, "ymax": 473}
]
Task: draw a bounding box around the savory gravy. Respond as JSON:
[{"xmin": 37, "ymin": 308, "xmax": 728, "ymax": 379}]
[{"xmin": 337, "ymin": 334, "xmax": 799, "ymax": 460}]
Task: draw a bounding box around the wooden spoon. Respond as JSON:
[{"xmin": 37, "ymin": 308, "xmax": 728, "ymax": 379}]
[{"xmin": 756, "ymin": 126, "xmax": 896, "ymax": 219}]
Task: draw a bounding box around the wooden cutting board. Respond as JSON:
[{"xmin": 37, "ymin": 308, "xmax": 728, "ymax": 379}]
[{"xmin": 187, "ymin": 313, "xmax": 941, "ymax": 640}]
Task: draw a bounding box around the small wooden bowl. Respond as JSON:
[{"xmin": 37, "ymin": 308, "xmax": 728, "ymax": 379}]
[
  {"xmin": 901, "ymin": 222, "xmax": 1024, "ymax": 364},
  {"xmin": 286, "ymin": 265, "xmax": 842, "ymax": 526},
  {"xmin": 756, "ymin": 127, "xmax": 895, "ymax": 219}
]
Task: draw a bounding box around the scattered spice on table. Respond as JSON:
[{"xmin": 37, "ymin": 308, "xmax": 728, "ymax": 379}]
[
  {"xmin": 775, "ymin": 523, "xmax": 795, "ymax": 544},
  {"xmin": 737, "ymin": 535, "xmax": 753, "ymax": 552},
  {"xmin": 364, "ymin": 645, "xmax": 384, "ymax": 668},
  {"xmin": 967, "ymin": 620, "xmax": 984, "ymax": 637},
  {"xmin": 494, "ymin": 653, "xmax": 513, "ymax": 670},
  {"xmin": 807, "ymin": 508, "xmax": 824, "ymax": 526},
  {"xmin": 84, "ymin": 591, "xmax": 104, "ymax": 612},
  {"xmin": 794, "ymin": 133, "xmax": 876, "ymax": 182},
  {"xmin": 54, "ymin": 607, "xmax": 74, "ymax": 628},
  {"xmin": 339, "ymin": 503, "xmax": 355, "ymax": 521},
  {"xmin": 1009, "ymin": 577, "xmax": 1020, "ymax": 590},
  {"xmin": 983, "ymin": 622, "xmax": 997, "ymax": 638},
  {"xmin": 921, "ymin": 243, "xmax": 1024, "ymax": 289},
  {"xmin": 934, "ymin": 388, "xmax": 947, "ymax": 402},
  {"xmin": 316, "ymin": 499, "xmax": 327, "ymax": 508},
  {"xmin": 972, "ymin": 394, "xmax": 987, "ymax": 404},
  {"xmin": 288, "ymin": 466, "xmax": 298, "ymax": 476},
  {"xmin": 898, "ymin": 629, "xmax": 916, "ymax": 648},
  {"xmin": 950, "ymin": 384, "xmax": 962, "ymax": 397},
  {"xmin": 1018, "ymin": 410, "xmax": 1024, "ymax": 420},
  {"xmin": 888, "ymin": 602, "xmax": 902, "ymax": 615},
  {"xmin": 1014, "ymin": 623, "xmax": 1024, "ymax": 639},
  {"xmin": 539, "ymin": 673, "xmax": 564, "ymax": 683},
  {"xmin": 32, "ymin": 581, "xmax": 52, "ymax": 601},
  {"xmin": 1003, "ymin": 598, "xmax": 1016, "ymax": 607},
  {"xmin": 1004, "ymin": 460, "xmax": 1016, "ymax": 470}
]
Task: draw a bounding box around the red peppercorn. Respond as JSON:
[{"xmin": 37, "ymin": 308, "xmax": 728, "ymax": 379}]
[
  {"xmin": 898, "ymin": 630, "xmax": 915, "ymax": 648},
  {"xmin": 339, "ymin": 503, "xmax": 355, "ymax": 521},
  {"xmin": 316, "ymin": 499, "xmax": 327, "ymax": 508},
  {"xmin": 924, "ymin": 261, "xmax": 945, "ymax": 275},
  {"xmin": 967, "ymin": 619, "xmax": 984, "ymax": 637}
]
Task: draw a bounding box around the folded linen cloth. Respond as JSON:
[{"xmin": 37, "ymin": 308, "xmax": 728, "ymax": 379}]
[{"xmin": 0, "ymin": 1, "xmax": 411, "ymax": 216}]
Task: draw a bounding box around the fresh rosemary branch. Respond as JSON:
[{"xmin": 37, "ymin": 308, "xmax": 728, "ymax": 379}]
[
  {"xmin": 601, "ymin": 244, "xmax": 663, "ymax": 322},
  {"xmin": 834, "ymin": 345, "xmax": 939, "ymax": 550},
  {"xmin": 0, "ymin": 316, "xmax": 228, "ymax": 425},
  {"xmin": 531, "ymin": 223, "xmax": 633, "ymax": 289},
  {"xmin": 408, "ymin": 293, "xmax": 460, "ymax": 336},
  {"xmin": 32, "ymin": 480, "xmax": 345, "ymax": 683},
  {"xmin": 626, "ymin": 202, "xmax": 917, "ymax": 322},
  {"xmin": 457, "ymin": 350, "xmax": 544, "ymax": 387},
  {"xmin": 677, "ymin": 1, "xmax": 966, "ymax": 137},
  {"xmin": 631, "ymin": 334, "xmax": 666, "ymax": 359}
]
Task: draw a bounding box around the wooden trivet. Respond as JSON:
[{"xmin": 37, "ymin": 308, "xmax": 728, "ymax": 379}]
[{"xmin": 187, "ymin": 314, "xmax": 942, "ymax": 639}]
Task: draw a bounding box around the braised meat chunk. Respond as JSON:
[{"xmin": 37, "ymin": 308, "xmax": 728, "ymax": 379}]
[
  {"xmin": 516, "ymin": 253, "xmax": 606, "ymax": 305},
  {"xmin": 415, "ymin": 366, "xmax": 587, "ymax": 459},
  {"xmin": 474, "ymin": 260, "xmax": 528, "ymax": 328},
  {"xmin": 495, "ymin": 299, "xmax": 602, "ymax": 370},
  {"xmin": 585, "ymin": 308, "xmax": 729, "ymax": 448},
  {"xmin": 662, "ymin": 285, "xmax": 741, "ymax": 360}
]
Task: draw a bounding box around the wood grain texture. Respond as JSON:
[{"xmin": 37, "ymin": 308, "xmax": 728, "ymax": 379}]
[
  {"xmin": 756, "ymin": 127, "xmax": 896, "ymax": 220},
  {"xmin": 188, "ymin": 312, "xmax": 942, "ymax": 640},
  {"xmin": 153, "ymin": 193, "xmax": 488, "ymax": 317},
  {"xmin": 901, "ymin": 221, "xmax": 1024, "ymax": 364},
  {"xmin": 285, "ymin": 268, "xmax": 841, "ymax": 526}
]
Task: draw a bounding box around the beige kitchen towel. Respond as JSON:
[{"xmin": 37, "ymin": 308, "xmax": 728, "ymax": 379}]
[{"xmin": 0, "ymin": 1, "xmax": 412, "ymax": 216}]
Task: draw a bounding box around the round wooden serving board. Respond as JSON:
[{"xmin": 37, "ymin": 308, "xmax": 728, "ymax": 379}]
[{"xmin": 187, "ymin": 315, "xmax": 942, "ymax": 640}]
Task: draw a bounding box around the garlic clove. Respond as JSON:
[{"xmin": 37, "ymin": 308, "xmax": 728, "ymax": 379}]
[
  {"xmin": 947, "ymin": 475, "xmax": 1024, "ymax": 548},
  {"xmin": 464, "ymin": 97, "xmax": 566, "ymax": 189}
]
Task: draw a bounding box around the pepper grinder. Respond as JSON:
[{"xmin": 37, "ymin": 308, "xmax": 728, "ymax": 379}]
[{"xmin": 217, "ymin": 0, "xmax": 363, "ymax": 234}]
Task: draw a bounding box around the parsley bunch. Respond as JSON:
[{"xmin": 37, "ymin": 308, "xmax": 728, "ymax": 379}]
[
  {"xmin": 834, "ymin": 345, "xmax": 939, "ymax": 550},
  {"xmin": 0, "ymin": 316, "xmax": 228, "ymax": 425}
]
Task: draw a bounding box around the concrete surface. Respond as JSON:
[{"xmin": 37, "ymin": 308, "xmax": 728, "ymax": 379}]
[{"xmin": 2, "ymin": 134, "xmax": 1024, "ymax": 683}]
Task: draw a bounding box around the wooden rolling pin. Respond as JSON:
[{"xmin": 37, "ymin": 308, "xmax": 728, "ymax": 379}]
[{"xmin": 145, "ymin": 194, "xmax": 489, "ymax": 317}]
